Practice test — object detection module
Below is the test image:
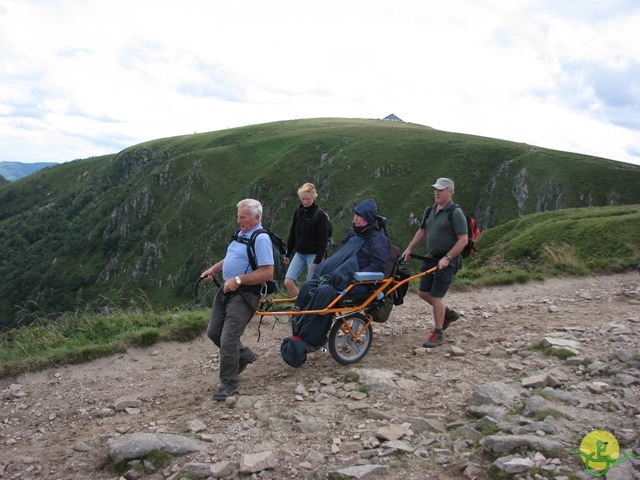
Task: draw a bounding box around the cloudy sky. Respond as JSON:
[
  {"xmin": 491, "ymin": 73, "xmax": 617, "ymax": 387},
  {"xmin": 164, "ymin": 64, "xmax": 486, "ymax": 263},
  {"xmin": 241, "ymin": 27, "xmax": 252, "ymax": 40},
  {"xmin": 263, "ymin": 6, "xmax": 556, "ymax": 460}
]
[{"xmin": 1, "ymin": 0, "xmax": 639, "ymax": 166}]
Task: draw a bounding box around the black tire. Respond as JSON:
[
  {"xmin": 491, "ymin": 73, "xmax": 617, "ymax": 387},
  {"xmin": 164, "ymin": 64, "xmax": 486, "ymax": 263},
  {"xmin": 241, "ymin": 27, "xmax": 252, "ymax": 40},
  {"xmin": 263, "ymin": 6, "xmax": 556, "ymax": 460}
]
[{"xmin": 328, "ymin": 313, "xmax": 373, "ymax": 365}]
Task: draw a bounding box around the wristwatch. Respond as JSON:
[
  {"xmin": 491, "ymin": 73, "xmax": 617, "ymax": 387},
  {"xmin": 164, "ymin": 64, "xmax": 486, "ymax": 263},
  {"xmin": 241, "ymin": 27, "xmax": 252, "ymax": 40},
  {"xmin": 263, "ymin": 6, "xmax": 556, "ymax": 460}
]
[
  {"xmin": 445, "ymin": 255, "xmax": 452, "ymax": 262},
  {"xmin": 235, "ymin": 276, "xmax": 242, "ymax": 285}
]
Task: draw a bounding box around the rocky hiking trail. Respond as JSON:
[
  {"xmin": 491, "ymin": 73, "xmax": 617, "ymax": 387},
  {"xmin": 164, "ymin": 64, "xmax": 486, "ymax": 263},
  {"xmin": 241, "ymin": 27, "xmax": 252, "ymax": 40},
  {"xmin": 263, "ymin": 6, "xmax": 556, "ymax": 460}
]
[{"xmin": 1, "ymin": 271, "xmax": 639, "ymax": 480}]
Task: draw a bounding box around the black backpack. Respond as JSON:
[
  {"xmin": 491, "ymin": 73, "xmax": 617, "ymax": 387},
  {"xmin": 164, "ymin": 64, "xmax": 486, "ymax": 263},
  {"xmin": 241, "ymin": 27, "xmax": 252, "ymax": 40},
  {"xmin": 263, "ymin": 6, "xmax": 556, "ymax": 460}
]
[
  {"xmin": 313, "ymin": 208, "xmax": 333, "ymax": 238},
  {"xmin": 232, "ymin": 228, "xmax": 287, "ymax": 293},
  {"xmin": 423, "ymin": 203, "xmax": 481, "ymax": 259}
]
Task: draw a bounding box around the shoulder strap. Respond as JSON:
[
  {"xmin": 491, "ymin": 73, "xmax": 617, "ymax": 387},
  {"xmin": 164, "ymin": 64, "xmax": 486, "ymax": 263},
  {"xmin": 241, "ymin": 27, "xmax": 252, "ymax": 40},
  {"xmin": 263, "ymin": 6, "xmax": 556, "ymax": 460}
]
[
  {"xmin": 250, "ymin": 228, "xmax": 268, "ymax": 239},
  {"xmin": 233, "ymin": 228, "xmax": 269, "ymax": 272},
  {"xmin": 421, "ymin": 203, "xmax": 436, "ymax": 228},
  {"xmin": 446, "ymin": 202, "xmax": 461, "ymax": 222}
]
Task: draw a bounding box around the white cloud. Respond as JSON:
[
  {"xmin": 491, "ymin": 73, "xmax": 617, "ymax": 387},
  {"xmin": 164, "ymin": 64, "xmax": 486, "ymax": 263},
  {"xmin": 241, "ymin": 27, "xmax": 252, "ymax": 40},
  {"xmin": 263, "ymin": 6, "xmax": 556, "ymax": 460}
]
[{"xmin": 1, "ymin": 0, "xmax": 639, "ymax": 165}]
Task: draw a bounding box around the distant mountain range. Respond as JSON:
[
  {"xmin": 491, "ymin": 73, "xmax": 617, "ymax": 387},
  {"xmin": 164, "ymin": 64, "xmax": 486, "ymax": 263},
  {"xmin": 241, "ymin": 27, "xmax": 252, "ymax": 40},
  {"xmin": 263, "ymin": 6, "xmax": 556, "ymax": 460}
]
[{"xmin": 0, "ymin": 161, "xmax": 58, "ymax": 181}]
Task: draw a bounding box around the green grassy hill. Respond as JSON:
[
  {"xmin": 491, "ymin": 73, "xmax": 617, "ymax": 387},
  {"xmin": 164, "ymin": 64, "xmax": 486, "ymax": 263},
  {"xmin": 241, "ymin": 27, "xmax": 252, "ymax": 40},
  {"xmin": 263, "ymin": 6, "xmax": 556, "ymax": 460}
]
[
  {"xmin": 1, "ymin": 118, "xmax": 639, "ymax": 329},
  {"xmin": 460, "ymin": 204, "xmax": 640, "ymax": 287}
]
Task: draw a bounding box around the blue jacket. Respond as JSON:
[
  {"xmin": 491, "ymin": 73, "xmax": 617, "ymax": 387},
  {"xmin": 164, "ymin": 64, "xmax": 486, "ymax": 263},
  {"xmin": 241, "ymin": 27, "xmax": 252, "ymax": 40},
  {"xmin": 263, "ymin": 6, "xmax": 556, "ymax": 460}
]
[{"xmin": 314, "ymin": 198, "xmax": 390, "ymax": 290}]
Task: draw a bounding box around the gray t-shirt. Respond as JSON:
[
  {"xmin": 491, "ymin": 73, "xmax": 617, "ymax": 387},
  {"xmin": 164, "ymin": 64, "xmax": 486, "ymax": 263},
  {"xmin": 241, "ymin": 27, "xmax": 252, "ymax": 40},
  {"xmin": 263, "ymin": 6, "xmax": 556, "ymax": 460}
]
[{"xmin": 420, "ymin": 201, "xmax": 468, "ymax": 261}]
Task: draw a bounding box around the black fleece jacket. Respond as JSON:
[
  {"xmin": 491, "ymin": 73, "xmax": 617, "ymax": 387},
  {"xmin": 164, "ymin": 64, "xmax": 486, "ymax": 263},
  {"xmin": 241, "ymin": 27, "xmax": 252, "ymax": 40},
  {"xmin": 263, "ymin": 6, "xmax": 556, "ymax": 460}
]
[{"xmin": 285, "ymin": 203, "xmax": 330, "ymax": 265}]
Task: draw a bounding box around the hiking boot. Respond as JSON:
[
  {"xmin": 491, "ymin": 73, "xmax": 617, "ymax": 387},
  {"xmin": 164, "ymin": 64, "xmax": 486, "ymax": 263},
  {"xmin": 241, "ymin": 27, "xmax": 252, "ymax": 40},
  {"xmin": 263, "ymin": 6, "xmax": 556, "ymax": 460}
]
[
  {"xmin": 213, "ymin": 385, "xmax": 239, "ymax": 401},
  {"xmin": 238, "ymin": 352, "xmax": 258, "ymax": 375},
  {"xmin": 443, "ymin": 308, "xmax": 460, "ymax": 331},
  {"xmin": 422, "ymin": 330, "xmax": 444, "ymax": 348}
]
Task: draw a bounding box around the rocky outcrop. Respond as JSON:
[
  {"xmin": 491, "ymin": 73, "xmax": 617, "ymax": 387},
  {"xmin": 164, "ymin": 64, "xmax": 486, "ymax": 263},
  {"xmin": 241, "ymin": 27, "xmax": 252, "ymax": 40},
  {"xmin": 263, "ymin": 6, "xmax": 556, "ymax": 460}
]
[
  {"xmin": 106, "ymin": 433, "xmax": 205, "ymax": 465},
  {"xmin": 535, "ymin": 180, "xmax": 565, "ymax": 212},
  {"xmin": 513, "ymin": 168, "xmax": 529, "ymax": 213}
]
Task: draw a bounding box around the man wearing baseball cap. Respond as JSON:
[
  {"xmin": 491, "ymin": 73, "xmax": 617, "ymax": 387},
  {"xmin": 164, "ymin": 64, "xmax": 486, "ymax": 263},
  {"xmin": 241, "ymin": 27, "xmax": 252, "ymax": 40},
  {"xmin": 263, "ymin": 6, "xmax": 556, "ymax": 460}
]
[{"xmin": 402, "ymin": 177, "xmax": 468, "ymax": 348}]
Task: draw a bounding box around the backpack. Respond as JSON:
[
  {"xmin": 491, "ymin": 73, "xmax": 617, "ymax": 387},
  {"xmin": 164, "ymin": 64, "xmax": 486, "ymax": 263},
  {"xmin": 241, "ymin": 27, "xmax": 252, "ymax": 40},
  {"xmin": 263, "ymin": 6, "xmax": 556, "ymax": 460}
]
[
  {"xmin": 375, "ymin": 242, "xmax": 409, "ymax": 312},
  {"xmin": 423, "ymin": 203, "xmax": 481, "ymax": 259},
  {"xmin": 232, "ymin": 228, "xmax": 287, "ymax": 293},
  {"xmin": 392, "ymin": 264, "xmax": 411, "ymax": 305},
  {"xmin": 462, "ymin": 214, "xmax": 481, "ymax": 258},
  {"xmin": 313, "ymin": 208, "xmax": 333, "ymax": 238}
]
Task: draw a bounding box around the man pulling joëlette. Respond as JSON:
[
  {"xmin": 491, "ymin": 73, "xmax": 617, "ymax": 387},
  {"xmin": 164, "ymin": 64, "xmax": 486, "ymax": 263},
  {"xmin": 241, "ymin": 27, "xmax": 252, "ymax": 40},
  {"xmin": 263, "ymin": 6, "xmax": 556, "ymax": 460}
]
[
  {"xmin": 200, "ymin": 198, "xmax": 274, "ymax": 401},
  {"xmin": 402, "ymin": 178, "xmax": 468, "ymax": 348}
]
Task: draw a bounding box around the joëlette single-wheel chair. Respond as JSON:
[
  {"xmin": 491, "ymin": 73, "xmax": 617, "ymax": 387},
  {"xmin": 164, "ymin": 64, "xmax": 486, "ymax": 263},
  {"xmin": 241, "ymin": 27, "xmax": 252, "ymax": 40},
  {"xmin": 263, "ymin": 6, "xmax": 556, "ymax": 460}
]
[{"xmin": 255, "ymin": 246, "xmax": 437, "ymax": 365}]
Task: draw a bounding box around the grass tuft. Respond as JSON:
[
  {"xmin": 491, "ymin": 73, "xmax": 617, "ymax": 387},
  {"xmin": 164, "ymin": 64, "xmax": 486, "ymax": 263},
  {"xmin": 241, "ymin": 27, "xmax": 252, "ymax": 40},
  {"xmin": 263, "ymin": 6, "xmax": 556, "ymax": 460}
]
[
  {"xmin": 545, "ymin": 346, "xmax": 577, "ymax": 359},
  {"xmin": 344, "ymin": 371, "xmax": 360, "ymax": 383},
  {"xmin": 0, "ymin": 309, "xmax": 208, "ymax": 377},
  {"xmin": 534, "ymin": 409, "xmax": 563, "ymax": 421},
  {"xmin": 542, "ymin": 242, "xmax": 587, "ymax": 274}
]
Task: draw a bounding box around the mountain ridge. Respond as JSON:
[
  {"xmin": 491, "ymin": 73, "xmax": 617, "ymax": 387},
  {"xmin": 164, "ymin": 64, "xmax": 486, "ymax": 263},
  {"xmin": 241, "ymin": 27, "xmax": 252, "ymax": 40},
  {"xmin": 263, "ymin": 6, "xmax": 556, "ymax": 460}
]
[
  {"xmin": 0, "ymin": 161, "xmax": 59, "ymax": 181},
  {"xmin": 1, "ymin": 117, "xmax": 639, "ymax": 328}
]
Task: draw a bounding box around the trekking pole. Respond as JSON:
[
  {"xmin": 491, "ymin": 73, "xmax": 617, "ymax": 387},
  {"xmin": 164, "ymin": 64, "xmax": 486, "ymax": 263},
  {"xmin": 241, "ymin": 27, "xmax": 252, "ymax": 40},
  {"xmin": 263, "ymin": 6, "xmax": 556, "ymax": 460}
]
[{"xmin": 193, "ymin": 275, "xmax": 221, "ymax": 298}]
